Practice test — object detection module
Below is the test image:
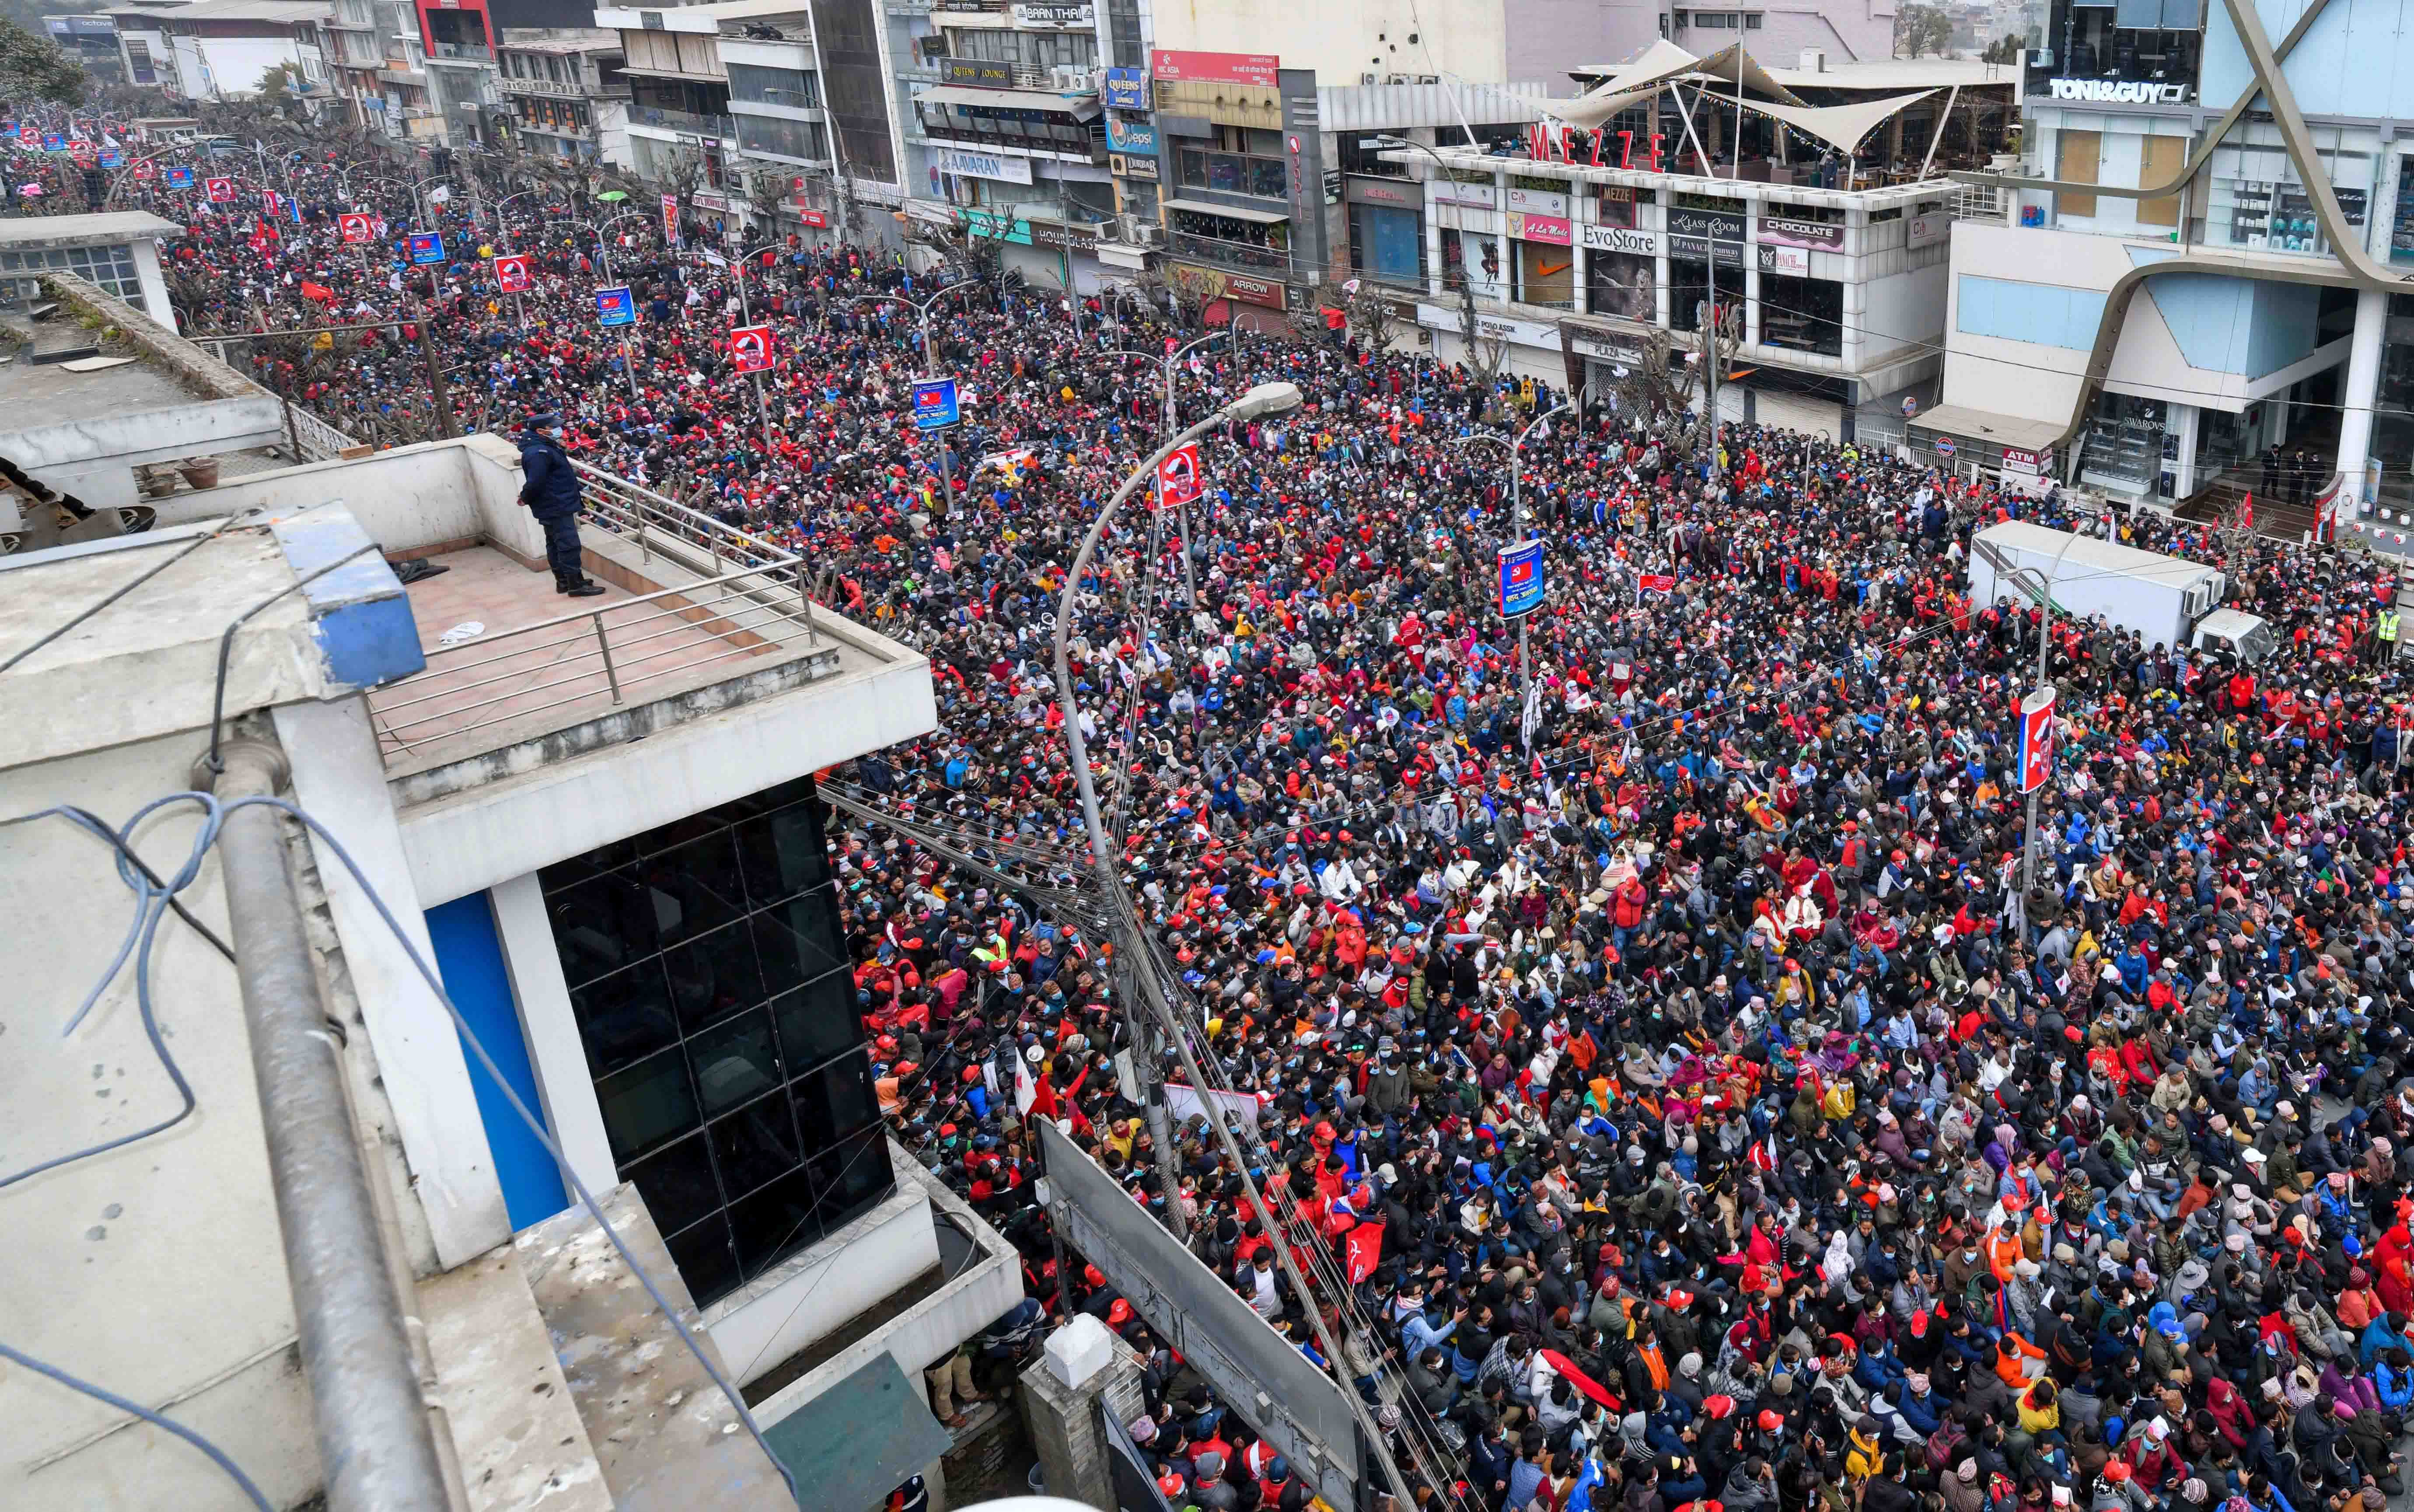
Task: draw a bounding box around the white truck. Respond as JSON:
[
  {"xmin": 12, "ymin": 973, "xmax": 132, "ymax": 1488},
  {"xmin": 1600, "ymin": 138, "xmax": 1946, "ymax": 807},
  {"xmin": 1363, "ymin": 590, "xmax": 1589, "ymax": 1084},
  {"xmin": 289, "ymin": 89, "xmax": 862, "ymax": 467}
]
[{"xmin": 1967, "ymin": 520, "xmax": 2278, "ymax": 664}]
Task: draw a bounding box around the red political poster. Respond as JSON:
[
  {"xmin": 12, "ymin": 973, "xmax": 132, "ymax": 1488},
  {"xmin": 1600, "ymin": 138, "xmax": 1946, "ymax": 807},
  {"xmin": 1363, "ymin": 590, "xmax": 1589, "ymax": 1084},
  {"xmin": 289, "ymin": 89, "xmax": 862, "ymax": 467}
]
[
  {"xmin": 730, "ymin": 324, "xmax": 774, "ymax": 373},
  {"xmin": 1156, "ymin": 442, "xmax": 1202, "ymax": 507}
]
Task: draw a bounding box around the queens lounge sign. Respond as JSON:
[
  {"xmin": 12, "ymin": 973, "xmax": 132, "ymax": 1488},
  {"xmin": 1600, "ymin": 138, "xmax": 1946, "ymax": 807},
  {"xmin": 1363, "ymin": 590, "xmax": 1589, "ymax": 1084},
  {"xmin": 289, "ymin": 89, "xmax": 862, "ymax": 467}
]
[{"xmin": 2046, "ymin": 77, "xmax": 2190, "ymax": 104}]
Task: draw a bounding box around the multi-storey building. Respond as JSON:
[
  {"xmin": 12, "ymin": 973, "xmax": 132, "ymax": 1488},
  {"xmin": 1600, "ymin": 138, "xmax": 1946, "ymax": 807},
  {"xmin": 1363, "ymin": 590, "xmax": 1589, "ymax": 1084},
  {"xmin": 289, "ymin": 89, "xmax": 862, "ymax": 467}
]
[
  {"xmin": 905, "ymin": 0, "xmax": 1114, "ymax": 290},
  {"xmin": 1380, "ymin": 45, "xmax": 2015, "ymax": 438},
  {"xmin": 1, "ymin": 268, "xmax": 1018, "ymax": 1511},
  {"xmin": 495, "ymin": 30, "xmax": 631, "ymax": 163},
  {"xmin": 1932, "ymin": 0, "xmax": 2414, "ymax": 530}
]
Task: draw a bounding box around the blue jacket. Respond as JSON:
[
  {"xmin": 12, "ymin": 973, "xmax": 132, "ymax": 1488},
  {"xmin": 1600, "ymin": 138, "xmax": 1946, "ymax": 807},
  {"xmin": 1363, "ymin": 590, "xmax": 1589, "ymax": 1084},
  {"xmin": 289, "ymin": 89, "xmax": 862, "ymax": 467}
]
[{"xmin": 517, "ymin": 432, "xmax": 582, "ymax": 519}]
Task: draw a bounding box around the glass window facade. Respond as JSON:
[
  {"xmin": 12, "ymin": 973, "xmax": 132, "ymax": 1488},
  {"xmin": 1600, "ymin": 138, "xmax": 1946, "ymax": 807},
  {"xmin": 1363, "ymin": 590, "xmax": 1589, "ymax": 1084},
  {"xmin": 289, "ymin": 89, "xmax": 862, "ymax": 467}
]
[
  {"xmin": 541, "ymin": 775, "xmax": 887, "ymax": 1308},
  {"xmin": 0, "ymin": 242, "xmax": 142, "ymax": 302}
]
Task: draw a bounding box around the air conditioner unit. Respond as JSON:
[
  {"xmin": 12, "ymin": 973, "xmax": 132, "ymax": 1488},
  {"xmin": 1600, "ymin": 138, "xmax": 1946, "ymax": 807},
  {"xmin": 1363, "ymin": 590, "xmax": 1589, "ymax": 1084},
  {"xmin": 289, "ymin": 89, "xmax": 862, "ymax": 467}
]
[
  {"xmin": 1048, "ymin": 63, "xmax": 1087, "ymax": 91},
  {"xmin": 1131, "ymin": 222, "xmax": 1161, "ymax": 248}
]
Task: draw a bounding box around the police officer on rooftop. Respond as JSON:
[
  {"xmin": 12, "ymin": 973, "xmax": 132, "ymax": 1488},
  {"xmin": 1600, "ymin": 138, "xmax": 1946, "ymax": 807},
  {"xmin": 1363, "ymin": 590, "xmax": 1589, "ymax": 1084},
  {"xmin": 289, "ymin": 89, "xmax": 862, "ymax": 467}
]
[{"xmin": 518, "ymin": 413, "xmax": 605, "ymax": 597}]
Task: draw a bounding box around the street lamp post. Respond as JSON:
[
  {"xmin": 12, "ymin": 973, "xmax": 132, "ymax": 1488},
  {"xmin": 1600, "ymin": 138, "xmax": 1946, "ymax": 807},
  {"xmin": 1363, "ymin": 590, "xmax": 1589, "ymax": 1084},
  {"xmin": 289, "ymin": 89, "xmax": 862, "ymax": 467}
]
[
  {"xmin": 1447, "ymin": 397, "xmax": 1574, "ymax": 756},
  {"xmin": 708, "ymin": 241, "xmax": 783, "ymax": 458},
  {"xmin": 851, "ymin": 284, "xmax": 976, "ymax": 516},
  {"xmin": 2010, "ymin": 529, "xmax": 2082, "ymax": 910},
  {"xmin": 1100, "ymin": 332, "xmax": 1226, "ymax": 610},
  {"xmin": 1052, "ymin": 381, "xmax": 1299, "ymax": 1251},
  {"xmin": 562, "ymin": 213, "xmax": 649, "ymax": 400},
  {"xmin": 1052, "ymin": 384, "xmax": 1429, "ymax": 1512}
]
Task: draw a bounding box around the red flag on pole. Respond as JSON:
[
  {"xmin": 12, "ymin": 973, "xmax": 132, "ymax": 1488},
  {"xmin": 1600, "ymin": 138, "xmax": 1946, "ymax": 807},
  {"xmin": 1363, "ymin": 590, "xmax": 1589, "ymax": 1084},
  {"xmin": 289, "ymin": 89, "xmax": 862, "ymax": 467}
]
[{"xmin": 2241, "ymin": 491, "xmax": 2254, "ymax": 529}]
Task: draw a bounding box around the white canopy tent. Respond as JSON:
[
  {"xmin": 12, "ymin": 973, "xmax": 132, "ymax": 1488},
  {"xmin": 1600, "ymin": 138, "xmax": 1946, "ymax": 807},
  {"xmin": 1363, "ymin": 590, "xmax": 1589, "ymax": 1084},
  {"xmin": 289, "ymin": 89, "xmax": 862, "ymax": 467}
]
[{"xmin": 1535, "ymin": 41, "xmax": 1932, "ymax": 165}]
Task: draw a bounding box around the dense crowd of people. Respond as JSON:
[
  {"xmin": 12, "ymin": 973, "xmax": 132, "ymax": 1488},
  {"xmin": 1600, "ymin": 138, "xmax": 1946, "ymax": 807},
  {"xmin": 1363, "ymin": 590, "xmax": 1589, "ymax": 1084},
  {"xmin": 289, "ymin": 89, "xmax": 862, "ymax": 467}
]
[{"xmin": 26, "ymin": 108, "xmax": 2414, "ymax": 1512}]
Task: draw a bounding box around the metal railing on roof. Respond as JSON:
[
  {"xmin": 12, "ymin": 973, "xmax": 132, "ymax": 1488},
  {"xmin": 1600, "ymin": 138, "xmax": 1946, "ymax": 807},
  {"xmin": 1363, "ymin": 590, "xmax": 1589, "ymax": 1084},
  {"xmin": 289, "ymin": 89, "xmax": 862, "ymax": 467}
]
[{"xmin": 370, "ymin": 462, "xmax": 837, "ymax": 764}]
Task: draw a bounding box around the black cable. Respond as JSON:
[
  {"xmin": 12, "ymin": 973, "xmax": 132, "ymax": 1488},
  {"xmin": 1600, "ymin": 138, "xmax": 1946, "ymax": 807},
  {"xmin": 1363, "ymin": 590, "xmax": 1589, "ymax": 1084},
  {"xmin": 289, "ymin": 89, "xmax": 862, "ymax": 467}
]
[
  {"xmin": 202, "ymin": 541, "xmax": 384, "ymax": 775},
  {"xmin": 0, "ymin": 1340, "xmax": 271, "ymax": 1510},
  {"xmin": 0, "ymin": 508, "xmax": 261, "ymax": 677}
]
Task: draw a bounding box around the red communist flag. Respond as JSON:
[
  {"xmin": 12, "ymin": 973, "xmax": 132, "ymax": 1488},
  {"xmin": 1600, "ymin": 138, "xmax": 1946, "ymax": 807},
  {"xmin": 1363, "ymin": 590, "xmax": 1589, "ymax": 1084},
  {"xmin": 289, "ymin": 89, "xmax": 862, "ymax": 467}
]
[{"xmin": 1343, "ymin": 1218, "xmax": 1384, "ymax": 1282}]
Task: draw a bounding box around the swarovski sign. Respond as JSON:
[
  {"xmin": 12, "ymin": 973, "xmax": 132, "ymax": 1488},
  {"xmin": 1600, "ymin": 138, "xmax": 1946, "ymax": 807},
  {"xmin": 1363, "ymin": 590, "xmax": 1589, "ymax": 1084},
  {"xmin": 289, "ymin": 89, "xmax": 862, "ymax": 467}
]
[{"xmin": 2046, "ymin": 77, "xmax": 2190, "ymax": 104}]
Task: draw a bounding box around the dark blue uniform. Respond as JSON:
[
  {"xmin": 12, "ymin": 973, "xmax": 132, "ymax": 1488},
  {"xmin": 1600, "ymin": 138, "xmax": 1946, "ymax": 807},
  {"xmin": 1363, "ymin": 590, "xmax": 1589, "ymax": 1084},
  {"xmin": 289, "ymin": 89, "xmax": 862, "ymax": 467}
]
[{"xmin": 517, "ymin": 427, "xmax": 592, "ymax": 590}]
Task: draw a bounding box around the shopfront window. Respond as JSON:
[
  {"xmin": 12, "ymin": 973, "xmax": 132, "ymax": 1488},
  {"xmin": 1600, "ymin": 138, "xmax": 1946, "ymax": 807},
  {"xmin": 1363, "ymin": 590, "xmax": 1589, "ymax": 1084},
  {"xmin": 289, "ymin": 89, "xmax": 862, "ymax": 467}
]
[
  {"xmin": 2081, "ymin": 391, "xmax": 2168, "ymax": 492},
  {"xmin": 2031, "ymin": 0, "xmax": 2201, "ymax": 91},
  {"xmin": 2369, "ymin": 293, "xmax": 2414, "ymax": 517},
  {"xmin": 1586, "ymin": 249, "xmax": 1656, "ymax": 322},
  {"xmin": 539, "ymin": 776, "xmax": 887, "ymax": 1308},
  {"xmin": 2202, "ymin": 131, "xmax": 2372, "ymax": 255},
  {"xmin": 1348, "ymin": 202, "xmax": 1423, "ymax": 286},
  {"xmin": 1757, "ymin": 273, "xmax": 1842, "ymax": 356},
  {"xmin": 1514, "ymin": 237, "xmax": 1576, "ymax": 307}
]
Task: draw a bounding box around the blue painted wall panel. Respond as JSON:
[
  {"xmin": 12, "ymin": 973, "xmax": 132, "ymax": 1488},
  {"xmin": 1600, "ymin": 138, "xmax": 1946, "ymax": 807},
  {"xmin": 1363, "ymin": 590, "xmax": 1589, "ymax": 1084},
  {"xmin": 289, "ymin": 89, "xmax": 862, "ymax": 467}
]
[
  {"xmin": 1956, "ymin": 275, "xmax": 2108, "ymax": 349},
  {"xmin": 425, "ymin": 893, "xmax": 569, "ymax": 1230},
  {"xmin": 2203, "ymin": 0, "xmax": 2414, "ymax": 122}
]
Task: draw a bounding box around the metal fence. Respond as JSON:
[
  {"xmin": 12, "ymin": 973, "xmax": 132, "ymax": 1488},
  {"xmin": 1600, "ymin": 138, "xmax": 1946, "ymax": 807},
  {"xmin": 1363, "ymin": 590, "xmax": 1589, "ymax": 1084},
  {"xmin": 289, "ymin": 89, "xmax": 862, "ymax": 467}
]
[
  {"xmin": 289, "ymin": 404, "xmax": 363, "ymax": 461},
  {"xmin": 371, "ymin": 555, "xmax": 815, "ymax": 760},
  {"xmin": 370, "ymin": 462, "xmax": 833, "ymax": 762},
  {"xmin": 1037, "ymin": 1120, "xmax": 1365, "ymax": 1512}
]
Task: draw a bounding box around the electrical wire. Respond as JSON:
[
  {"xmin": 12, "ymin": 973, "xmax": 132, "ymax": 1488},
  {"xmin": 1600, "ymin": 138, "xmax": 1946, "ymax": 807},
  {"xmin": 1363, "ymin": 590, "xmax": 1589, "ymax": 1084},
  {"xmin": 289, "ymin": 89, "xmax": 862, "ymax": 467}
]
[
  {"xmin": 0, "ymin": 508, "xmax": 262, "ymax": 677},
  {"xmin": 1, "ymin": 789, "xmax": 806, "ymax": 1506},
  {"xmin": 0, "ymin": 796, "xmax": 228, "ymax": 1192},
  {"xmin": 0, "ymin": 1339, "xmax": 272, "ymax": 1511},
  {"xmin": 235, "ymin": 793, "xmax": 807, "ymax": 1507}
]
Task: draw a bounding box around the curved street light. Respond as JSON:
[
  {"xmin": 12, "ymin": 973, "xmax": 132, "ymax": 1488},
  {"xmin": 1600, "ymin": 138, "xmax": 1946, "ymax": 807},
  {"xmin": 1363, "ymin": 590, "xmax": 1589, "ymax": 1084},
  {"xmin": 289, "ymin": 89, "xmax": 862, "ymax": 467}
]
[{"xmin": 1444, "ymin": 396, "xmax": 1577, "ymax": 756}]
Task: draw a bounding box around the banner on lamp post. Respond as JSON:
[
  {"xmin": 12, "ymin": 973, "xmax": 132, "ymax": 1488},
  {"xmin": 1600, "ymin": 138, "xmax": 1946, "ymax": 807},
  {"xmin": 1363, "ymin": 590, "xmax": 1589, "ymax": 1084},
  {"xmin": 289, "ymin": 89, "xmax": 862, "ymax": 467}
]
[
  {"xmin": 731, "ymin": 325, "xmax": 775, "ymax": 373},
  {"xmin": 2017, "ymin": 687, "xmax": 2057, "ymax": 794},
  {"xmin": 1498, "ymin": 538, "xmax": 1547, "ymax": 619},
  {"xmin": 338, "ymin": 212, "xmax": 375, "ymax": 243},
  {"xmin": 1156, "ymin": 441, "xmax": 1202, "ymax": 507},
  {"xmin": 493, "ymin": 253, "xmax": 532, "ymax": 293}
]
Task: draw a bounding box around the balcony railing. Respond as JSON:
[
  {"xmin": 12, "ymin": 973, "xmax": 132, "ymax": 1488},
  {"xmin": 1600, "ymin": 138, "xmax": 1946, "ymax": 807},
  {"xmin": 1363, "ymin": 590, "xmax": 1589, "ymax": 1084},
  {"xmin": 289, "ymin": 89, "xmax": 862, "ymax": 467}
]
[
  {"xmin": 634, "ymin": 104, "xmax": 737, "ymax": 136},
  {"xmin": 371, "ymin": 464, "xmax": 831, "ymax": 765},
  {"xmin": 430, "ymin": 40, "xmax": 492, "ymax": 61},
  {"xmin": 919, "ymin": 118, "xmax": 1102, "ymax": 159},
  {"xmin": 1168, "ymin": 228, "xmax": 1290, "ymax": 274}
]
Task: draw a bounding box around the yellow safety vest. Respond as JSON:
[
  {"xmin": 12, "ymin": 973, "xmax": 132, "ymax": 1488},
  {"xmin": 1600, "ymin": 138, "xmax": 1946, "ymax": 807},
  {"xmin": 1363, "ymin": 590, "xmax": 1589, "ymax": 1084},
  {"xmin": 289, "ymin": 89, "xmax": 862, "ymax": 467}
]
[{"xmin": 2379, "ymin": 610, "xmax": 2400, "ymax": 643}]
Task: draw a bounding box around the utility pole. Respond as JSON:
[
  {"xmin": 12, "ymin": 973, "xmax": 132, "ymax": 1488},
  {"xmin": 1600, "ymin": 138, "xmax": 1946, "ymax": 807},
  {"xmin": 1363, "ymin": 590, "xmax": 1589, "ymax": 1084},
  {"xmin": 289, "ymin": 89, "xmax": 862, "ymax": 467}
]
[{"xmin": 417, "ymin": 319, "xmax": 457, "ymax": 439}]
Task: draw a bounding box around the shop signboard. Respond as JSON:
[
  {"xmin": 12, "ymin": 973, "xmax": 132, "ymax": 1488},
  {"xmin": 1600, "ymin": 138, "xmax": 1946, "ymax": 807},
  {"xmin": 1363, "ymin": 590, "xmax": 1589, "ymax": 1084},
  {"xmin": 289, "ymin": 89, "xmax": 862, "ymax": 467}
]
[
  {"xmin": 1105, "ymin": 114, "xmax": 1156, "ymax": 152},
  {"xmin": 934, "ymin": 146, "xmax": 1033, "ymax": 185},
  {"xmin": 1908, "ymin": 210, "xmax": 1950, "ymax": 248},
  {"xmin": 1757, "ymin": 213, "xmax": 1843, "ymax": 249},
  {"xmin": 1670, "ymin": 235, "xmax": 1743, "ymax": 269},
  {"xmin": 1757, "ymin": 244, "xmax": 1810, "ymax": 276},
  {"xmin": 1506, "ymin": 211, "xmax": 1571, "ymax": 245},
  {"xmin": 1666, "ymin": 206, "xmax": 1744, "ymax": 242},
  {"xmin": 1581, "ymin": 223, "xmax": 1656, "ymax": 256},
  {"xmin": 1101, "ymin": 65, "xmax": 1149, "ymax": 111},
  {"xmin": 1012, "ymin": 2, "xmax": 1092, "ymax": 26},
  {"xmin": 1503, "ymin": 185, "xmax": 1569, "ymax": 218},
  {"xmin": 1149, "ymin": 49, "xmax": 1278, "ymax": 87}
]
